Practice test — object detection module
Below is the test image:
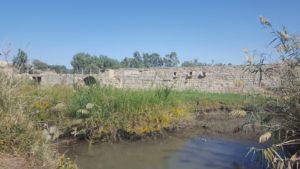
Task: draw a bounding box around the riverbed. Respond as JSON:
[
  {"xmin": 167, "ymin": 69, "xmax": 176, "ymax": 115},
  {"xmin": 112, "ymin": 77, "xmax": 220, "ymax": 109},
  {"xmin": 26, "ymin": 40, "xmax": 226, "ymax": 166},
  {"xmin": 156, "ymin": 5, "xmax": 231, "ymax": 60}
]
[{"xmin": 61, "ymin": 132, "xmax": 263, "ymax": 169}]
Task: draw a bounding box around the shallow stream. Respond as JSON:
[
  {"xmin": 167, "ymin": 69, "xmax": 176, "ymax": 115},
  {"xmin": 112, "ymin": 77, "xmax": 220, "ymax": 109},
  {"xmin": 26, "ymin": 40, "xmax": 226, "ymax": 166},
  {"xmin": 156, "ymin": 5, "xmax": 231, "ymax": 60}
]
[{"xmin": 62, "ymin": 133, "xmax": 263, "ymax": 169}]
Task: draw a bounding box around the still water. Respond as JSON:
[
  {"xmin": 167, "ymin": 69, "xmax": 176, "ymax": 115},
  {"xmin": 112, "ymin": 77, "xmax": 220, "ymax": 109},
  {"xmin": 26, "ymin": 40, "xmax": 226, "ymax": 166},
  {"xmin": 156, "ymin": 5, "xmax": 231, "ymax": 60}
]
[{"xmin": 63, "ymin": 135, "xmax": 262, "ymax": 169}]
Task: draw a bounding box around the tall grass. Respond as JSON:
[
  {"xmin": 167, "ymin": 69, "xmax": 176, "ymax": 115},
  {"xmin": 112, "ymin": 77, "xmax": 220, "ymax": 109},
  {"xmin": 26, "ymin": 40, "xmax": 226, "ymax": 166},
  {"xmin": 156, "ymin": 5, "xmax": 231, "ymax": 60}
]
[
  {"xmin": 67, "ymin": 85, "xmax": 191, "ymax": 138},
  {"xmin": 63, "ymin": 84, "xmax": 266, "ymax": 140},
  {"xmin": 0, "ymin": 73, "xmax": 77, "ymax": 169},
  {"xmin": 18, "ymin": 82, "xmax": 266, "ymax": 138}
]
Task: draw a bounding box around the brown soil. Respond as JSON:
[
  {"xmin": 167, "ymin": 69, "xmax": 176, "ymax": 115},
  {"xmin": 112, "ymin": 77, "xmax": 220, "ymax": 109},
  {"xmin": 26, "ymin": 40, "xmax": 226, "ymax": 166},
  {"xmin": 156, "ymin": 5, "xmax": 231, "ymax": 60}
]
[{"xmin": 0, "ymin": 153, "xmax": 30, "ymax": 169}]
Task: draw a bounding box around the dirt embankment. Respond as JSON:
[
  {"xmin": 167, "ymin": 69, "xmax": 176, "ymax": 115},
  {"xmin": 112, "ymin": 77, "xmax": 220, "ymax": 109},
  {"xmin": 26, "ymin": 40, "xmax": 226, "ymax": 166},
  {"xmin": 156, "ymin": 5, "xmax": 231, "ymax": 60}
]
[{"xmin": 0, "ymin": 153, "xmax": 30, "ymax": 169}]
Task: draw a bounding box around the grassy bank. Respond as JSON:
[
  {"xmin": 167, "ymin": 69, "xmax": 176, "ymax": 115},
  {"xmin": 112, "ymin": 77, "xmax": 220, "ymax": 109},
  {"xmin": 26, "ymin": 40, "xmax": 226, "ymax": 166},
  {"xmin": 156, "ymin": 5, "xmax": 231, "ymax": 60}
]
[
  {"xmin": 22, "ymin": 82, "xmax": 268, "ymax": 141},
  {"xmin": 0, "ymin": 73, "xmax": 270, "ymax": 168},
  {"xmin": 0, "ymin": 74, "xmax": 77, "ymax": 169}
]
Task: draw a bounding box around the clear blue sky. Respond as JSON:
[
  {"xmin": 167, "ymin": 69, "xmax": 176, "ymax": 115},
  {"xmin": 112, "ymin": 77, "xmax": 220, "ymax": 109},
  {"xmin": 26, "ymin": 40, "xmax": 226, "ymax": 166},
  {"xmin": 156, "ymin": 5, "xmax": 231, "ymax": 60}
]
[{"xmin": 0, "ymin": 0, "xmax": 299, "ymax": 67}]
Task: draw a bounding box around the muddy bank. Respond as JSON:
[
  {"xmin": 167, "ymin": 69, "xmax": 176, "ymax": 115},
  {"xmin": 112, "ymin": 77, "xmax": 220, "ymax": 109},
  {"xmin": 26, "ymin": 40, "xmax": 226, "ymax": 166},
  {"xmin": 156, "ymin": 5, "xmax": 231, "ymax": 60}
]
[{"xmin": 57, "ymin": 107, "xmax": 262, "ymax": 143}]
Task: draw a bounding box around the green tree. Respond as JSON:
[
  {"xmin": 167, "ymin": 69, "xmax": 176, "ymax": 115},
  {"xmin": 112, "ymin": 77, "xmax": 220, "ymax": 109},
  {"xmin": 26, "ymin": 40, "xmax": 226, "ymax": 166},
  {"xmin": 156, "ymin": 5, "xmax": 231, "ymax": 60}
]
[
  {"xmin": 98, "ymin": 55, "xmax": 120, "ymax": 69},
  {"xmin": 71, "ymin": 53, "xmax": 91, "ymax": 73},
  {"xmin": 132, "ymin": 51, "xmax": 143, "ymax": 68},
  {"xmin": 13, "ymin": 49, "xmax": 28, "ymax": 73},
  {"xmin": 71, "ymin": 53, "xmax": 120, "ymax": 74},
  {"xmin": 48, "ymin": 65, "xmax": 69, "ymax": 74},
  {"xmin": 32, "ymin": 59, "xmax": 48, "ymax": 71},
  {"xmin": 143, "ymin": 53, "xmax": 163, "ymax": 67},
  {"xmin": 163, "ymin": 52, "xmax": 179, "ymax": 67},
  {"xmin": 181, "ymin": 61, "xmax": 194, "ymax": 67},
  {"xmin": 120, "ymin": 51, "xmax": 144, "ymax": 68},
  {"xmin": 181, "ymin": 59, "xmax": 207, "ymax": 67},
  {"xmin": 120, "ymin": 57, "xmax": 131, "ymax": 68}
]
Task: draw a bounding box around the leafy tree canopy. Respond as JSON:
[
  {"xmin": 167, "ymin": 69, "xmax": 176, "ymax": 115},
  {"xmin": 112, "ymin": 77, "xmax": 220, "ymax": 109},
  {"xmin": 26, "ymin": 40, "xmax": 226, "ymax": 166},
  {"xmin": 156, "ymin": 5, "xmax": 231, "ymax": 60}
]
[
  {"xmin": 181, "ymin": 59, "xmax": 208, "ymax": 67},
  {"xmin": 121, "ymin": 51, "xmax": 180, "ymax": 68},
  {"xmin": 71, "ymin": 53, "xmax": 120, "ymax": 73},
  {"xmin": 12, "ymin": 49, "xmax": 28, "ymax": 73},
  {"xmin": 48, "ymin": 65, "xmax": 69, "ymax": 74},
  {"xmin": 163, "ymin": 52, "xmax": 179, "ymax": 67},
  {"xmin": 32, "ymin": 59, "xmax": 48, "ymax": 71}
]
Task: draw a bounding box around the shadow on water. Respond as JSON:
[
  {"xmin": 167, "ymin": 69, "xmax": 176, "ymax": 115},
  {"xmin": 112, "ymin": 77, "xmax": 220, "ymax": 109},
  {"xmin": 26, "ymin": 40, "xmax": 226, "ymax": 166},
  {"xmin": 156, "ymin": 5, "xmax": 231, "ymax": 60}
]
[{"xmin": 61, "ymin": 135, "xmax": 264, "ymax": 169}]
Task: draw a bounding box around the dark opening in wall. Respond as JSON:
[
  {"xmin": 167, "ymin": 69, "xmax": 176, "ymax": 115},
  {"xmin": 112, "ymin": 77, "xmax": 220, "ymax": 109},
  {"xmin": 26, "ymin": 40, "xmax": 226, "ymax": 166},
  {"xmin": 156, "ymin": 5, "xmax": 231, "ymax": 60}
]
[
  {"xmin": 173, "ymin": 72, "xmax": 177, "ymax": 79},
  {"xmin": 198, "ymin": 72, "xmax": 206, "ymax": 79},
  {"xmin": 186, "ymin": 71, "xmax": 193, "ymax": 79},
  {"xmin": 84, "ymin": 76, "xmax": 97, "ymax": 86},
  {"xmin": 32, "ymin": 76, "xmax": 42, "ymax": 84}
]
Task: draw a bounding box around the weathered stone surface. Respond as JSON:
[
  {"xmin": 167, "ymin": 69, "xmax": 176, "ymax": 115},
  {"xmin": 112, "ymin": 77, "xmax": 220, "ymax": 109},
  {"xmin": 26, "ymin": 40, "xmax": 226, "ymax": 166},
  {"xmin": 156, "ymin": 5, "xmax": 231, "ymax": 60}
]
[{"xmin": 25, "ymin": 65, "xmax": 280, "ymax": 93}]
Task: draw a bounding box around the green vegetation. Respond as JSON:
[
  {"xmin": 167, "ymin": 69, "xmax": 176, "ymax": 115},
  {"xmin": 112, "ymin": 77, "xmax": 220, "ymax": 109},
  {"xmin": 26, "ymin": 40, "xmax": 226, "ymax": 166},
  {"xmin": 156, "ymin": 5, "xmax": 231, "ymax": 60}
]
[
  {"xmin": 5, "ymin": 17, "xmax": 300, "ymax": 168},
  {"xmin": 32, "ymin": 59, "xmax": 48, "ymax": 71},
  {"xmin": 32, "ymin": 59, "xmax": 69, "ymax": 73},
  {"xmin": 71, "ymin": 53, "xmax": 120, "ymax": 73},
  {"xmin": 1, "ymin": 63, "xmax": 272, "ymax": 168},
  {"xmin": 0, "ymin": 66, "xmax": 271, "ymax": 168},
  {"xmin": 47, "ymin": 65, "xmax": 69, "ymax": 74},
  {"xmin": 21, "ymin": 82, "xmax": 267, "ymax": 142},
  {"xmin": 121, "ymin": 51, "xmax": 179, "ymax": 68},
  {"xmin": 70, "ymin": 51, "xmax": 180, "ymax": 73},
  {"xmin": 12, "ymin": 49, "xmax": 29, "ymax": 73},
  {"xmin": 181, "ymin": 59, "xmax": 209, "ymax": 67},
  {"xmin": 0, "ymin": 73, "xmax": 77, "ymax": 169},
  {"xmin": 10, "ymin": 48, "xmax": 232, "ymax": 75}
]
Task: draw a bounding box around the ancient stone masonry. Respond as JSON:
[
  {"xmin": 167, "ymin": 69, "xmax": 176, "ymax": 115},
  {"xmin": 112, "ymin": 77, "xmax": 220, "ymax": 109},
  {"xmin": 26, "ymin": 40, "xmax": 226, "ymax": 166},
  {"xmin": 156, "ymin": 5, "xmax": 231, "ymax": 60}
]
[{"xmin": 26, "ymin": 65, "xmax": 279, "ymax": 93}]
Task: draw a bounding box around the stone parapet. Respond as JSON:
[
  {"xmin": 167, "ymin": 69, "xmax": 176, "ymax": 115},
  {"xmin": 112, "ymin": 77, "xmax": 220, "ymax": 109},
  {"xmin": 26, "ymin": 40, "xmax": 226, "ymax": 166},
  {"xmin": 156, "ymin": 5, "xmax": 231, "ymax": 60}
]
[{"xmin": 25, "ymin": 65, "xmax": 280, "ymax": 93}]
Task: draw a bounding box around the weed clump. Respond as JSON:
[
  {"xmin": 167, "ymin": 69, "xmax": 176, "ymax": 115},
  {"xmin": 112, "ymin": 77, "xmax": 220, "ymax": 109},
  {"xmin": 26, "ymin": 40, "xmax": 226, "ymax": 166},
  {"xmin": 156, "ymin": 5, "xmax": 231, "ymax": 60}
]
[
  {"xmin": 0, "ymin": 73, "xmax": 77, "ymax": 169},
  {"xmin": 67, "ymin": 85, "xmax": 191, "ymax": 140}
]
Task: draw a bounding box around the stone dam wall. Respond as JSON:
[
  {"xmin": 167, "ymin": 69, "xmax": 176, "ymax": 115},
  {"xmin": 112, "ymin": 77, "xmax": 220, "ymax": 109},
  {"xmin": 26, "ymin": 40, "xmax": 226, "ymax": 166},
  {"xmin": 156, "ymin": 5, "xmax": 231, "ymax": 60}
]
[{"xmin": 26, "ymin": 65, "xmax": 279, "ymax": 93}]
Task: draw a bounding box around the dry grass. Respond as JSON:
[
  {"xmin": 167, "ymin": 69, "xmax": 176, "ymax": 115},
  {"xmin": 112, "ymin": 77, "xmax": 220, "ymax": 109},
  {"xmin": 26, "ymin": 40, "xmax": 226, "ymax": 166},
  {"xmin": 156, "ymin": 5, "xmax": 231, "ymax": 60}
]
[
  {"xmin": 0, "ymin": 73, "xmax": 77, "ymax": 169},
  {"xmin": 0, "ymin": 153, "xmax": 29, "ymax": 169}
]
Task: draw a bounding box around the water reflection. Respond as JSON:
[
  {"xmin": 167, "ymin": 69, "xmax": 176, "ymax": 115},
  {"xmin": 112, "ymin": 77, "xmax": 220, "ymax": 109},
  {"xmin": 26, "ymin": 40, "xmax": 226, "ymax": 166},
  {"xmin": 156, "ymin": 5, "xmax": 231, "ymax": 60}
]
[{"xmin": 63, "ymin": 136, "xmax": 261, "ymax": 169}]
